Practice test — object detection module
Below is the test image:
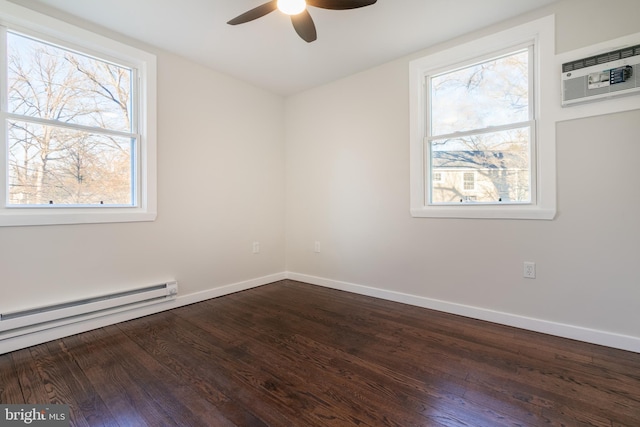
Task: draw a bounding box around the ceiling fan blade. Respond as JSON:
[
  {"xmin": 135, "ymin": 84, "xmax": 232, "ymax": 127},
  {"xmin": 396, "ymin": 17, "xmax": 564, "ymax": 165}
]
[
  {"xmin": 291, "ymin": 10, "xmax": 317, "ymax": 43},
  {"xmin": 227, "ymin": 1, "xmax": 278, "ymax": 25},
  {"xmin": 306, "ymin": 0, "xmax": 377, "ymax": 10}
]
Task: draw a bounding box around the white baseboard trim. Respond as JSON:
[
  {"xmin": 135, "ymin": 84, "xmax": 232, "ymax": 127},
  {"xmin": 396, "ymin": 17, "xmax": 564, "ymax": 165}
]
[
  {"xmin": 5, "ymin": 271, "xmax": 638, "ymax": 355},
  {"xmin": 175, "ymin": 272, "xmax": 287, "ymax": 306},
  {"xmin": 0, "ymin": 272, "xmax": 287, "ymax": 355},
  {"xmin": 286, "ymin": 272, "xmax": 640, "ymax": 354}
]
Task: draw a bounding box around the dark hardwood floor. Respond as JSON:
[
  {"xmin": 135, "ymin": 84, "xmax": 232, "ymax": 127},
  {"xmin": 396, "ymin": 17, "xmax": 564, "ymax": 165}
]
[{"xmin": 1, "ymin": 280, "xmax": 639, "ymax": 426}]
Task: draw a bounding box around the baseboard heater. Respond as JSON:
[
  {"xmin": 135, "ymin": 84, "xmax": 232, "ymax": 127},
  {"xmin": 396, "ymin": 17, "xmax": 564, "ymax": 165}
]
[{"xmin": 0, "ymin": 281, "xmax": 178, "ymax": 340}]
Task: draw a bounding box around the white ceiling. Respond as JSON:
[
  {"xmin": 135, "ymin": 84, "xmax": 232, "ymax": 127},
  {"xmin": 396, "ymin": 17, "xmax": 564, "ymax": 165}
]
[{"xmin": 22, "ymin": 0, "xmax": 558, "ymax": 96}]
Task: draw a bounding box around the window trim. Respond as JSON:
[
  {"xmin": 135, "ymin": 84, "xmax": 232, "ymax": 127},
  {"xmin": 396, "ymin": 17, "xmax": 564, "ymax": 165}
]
[
  {"xmin": 409, "ymin": 15, "xmax": 556, "ymax": 220},
  {"xmin": 0, "ymin": 0, "xmax": 157, "ymax": 227}
]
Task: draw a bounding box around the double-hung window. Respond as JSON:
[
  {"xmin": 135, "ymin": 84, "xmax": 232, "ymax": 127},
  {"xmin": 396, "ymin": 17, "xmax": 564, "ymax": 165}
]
[
  {"xmin": 429, "ymin": 46, "xmax": 533, "ymax": 205},
  {"xmin": 0, "ymin": 1, "xmax": 156, "ymax": 226},
  {"xmin": 410, "ymin": 15, "xmax": 556, "ymax": 220}
]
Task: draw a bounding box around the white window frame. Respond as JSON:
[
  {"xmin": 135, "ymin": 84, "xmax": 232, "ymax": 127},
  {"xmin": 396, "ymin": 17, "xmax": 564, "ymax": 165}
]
[
  {"xmin": 0, "ymin": 0, "xmax": 157, "ymax": 227},
  {"xmin": 427, "ymin": 44, "xmax": 535, "ymax": 206},
  {"xmin": 409, "ymin": 15, "xmax": 556, "ymax": 220}
]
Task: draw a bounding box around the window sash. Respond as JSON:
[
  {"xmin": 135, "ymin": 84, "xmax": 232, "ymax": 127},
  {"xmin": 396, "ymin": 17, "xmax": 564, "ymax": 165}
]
[
  {"xmin": 425, "ymin": 122, "xmax": 535, "ymax": 206},
  {"xmin": 3, "ymin": 112, "xmax": 139, "ymax": 140},
  {"xmin": 6, "ymin": 118, "xmax": 138, "ymax": 207},
  {"xmin": 425, "ymin": 120, "xmax": 534, "ymax": 143},
  {"xmin": 426, "ymin": 45, "xmax": 534, "ymax": 139}
]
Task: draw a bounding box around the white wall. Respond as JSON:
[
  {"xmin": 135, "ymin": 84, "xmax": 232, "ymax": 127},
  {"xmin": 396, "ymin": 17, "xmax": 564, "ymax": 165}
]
[
  {"xmin": 285, "ymin": 0, "xmax": 640, "ymax": 348},
  {"xmin": 0, "ymin": 43, "xmax": 286, "ymax": 313}
]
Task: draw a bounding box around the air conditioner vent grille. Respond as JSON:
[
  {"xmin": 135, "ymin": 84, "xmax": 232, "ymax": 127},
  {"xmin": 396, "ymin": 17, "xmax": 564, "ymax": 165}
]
[{"xmin": 562, "ymin": 44, "xmax": 640, "ymax": 72}]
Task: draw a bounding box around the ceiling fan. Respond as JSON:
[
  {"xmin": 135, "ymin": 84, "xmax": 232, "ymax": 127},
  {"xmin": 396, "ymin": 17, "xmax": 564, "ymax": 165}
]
[{"xmin": 227, "ymin": 0, "xmax": 378, "ymax": 43}]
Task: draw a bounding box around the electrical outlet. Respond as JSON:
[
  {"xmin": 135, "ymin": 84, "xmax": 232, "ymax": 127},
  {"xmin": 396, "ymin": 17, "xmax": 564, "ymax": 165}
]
[
  {"xmin": 523, "ymin": 262, "xmax": 536, "ymax": 279},
  {"xmin": 252, "ymin": 241, "xmax": 260, "ymax": 254},
  {"xmin": 314, "ymin": 241, "xmax": 321, "ymax": 253}
]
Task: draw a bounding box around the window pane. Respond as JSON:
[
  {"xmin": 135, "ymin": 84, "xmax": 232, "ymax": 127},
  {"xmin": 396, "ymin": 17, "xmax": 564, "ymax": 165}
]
[
  {"xmin": 430, "ymin": 127, "xmax": 530, "ymax": 204},
  {"xmin": 7, "ymin": 32, "xmax": 132, "ymax": 132},
  {"xmin": 430, "ymin": 49, "xmax": 529, "ymax": 136},
  {"xmin": 7, "ymin": 120, "xmax": 134, "ymax": 205}
]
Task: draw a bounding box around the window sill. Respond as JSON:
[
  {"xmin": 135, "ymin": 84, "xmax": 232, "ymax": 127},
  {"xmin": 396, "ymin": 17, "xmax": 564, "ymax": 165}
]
[
  {"xmin": 0, "ymin": 209, "xmax": 157, "ymax": 227},
  {"xmin": 410, "ymin": 205, "xmax": 556, "ymax": 220}
]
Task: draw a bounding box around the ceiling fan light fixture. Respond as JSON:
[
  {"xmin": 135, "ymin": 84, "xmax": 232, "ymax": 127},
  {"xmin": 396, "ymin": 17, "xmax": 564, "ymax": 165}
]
[
  {"xmin": 227, "ymin": 0, "xmax": 377, "ymax": 43},
  {"xmin": 277, "ymin": 0, "xmax": 307, "ymax": 15}
]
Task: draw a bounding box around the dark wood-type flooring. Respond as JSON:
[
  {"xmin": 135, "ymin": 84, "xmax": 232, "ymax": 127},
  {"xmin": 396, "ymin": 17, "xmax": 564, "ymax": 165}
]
[{"xmin": 1, "ymin": 280, "xmax": 639, "ymax": 426}]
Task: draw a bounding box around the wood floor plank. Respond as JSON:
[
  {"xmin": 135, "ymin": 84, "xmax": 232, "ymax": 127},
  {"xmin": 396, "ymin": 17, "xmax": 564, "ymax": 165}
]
[
  {"xmin": 10, "ymin": 346, "xmax": 51, "ymax": 404},
  {"xmin": 1, "ymin": 279, "xmax": 639, "ymax": 426},
  {"xmin": 43, "ymin": 339, "xmax": 117, "ymax": 426},
  {"xmin": 26, "ymin": 342, "xmax": 95, "ymax": 427},
  {"xmin": 67, "ymin": 327, "xmax": 179, "ymax": 426},
  {"xmin": 0, "ymin": 352, "xmax": 23, "ymax": 403}
]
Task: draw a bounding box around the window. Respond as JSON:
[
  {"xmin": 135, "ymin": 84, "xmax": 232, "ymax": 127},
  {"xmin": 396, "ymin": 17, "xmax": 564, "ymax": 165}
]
[
  {"xmin": 463, "ymin": 172, "xmax": 476, "ymax": 191},
  {"xmin": 429, "ymin": 47, "xmax": 532, "ymax": 204},
  {"xmin": 0, "ymin": 2, "xmax": 156, "ymax": 226},
  {"xmin": 410, "ymin": 15, "xmax": 556, "ymax": 220},
  {"xmin": 7, "ymin": 32, "xmax": 135, "ymax": 206}
]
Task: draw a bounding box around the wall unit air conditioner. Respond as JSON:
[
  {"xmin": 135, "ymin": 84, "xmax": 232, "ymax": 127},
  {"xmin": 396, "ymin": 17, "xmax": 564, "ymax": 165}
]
[{"xmin": 562, "ymin": 44, "xmax": 640, "ymax": 106}]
